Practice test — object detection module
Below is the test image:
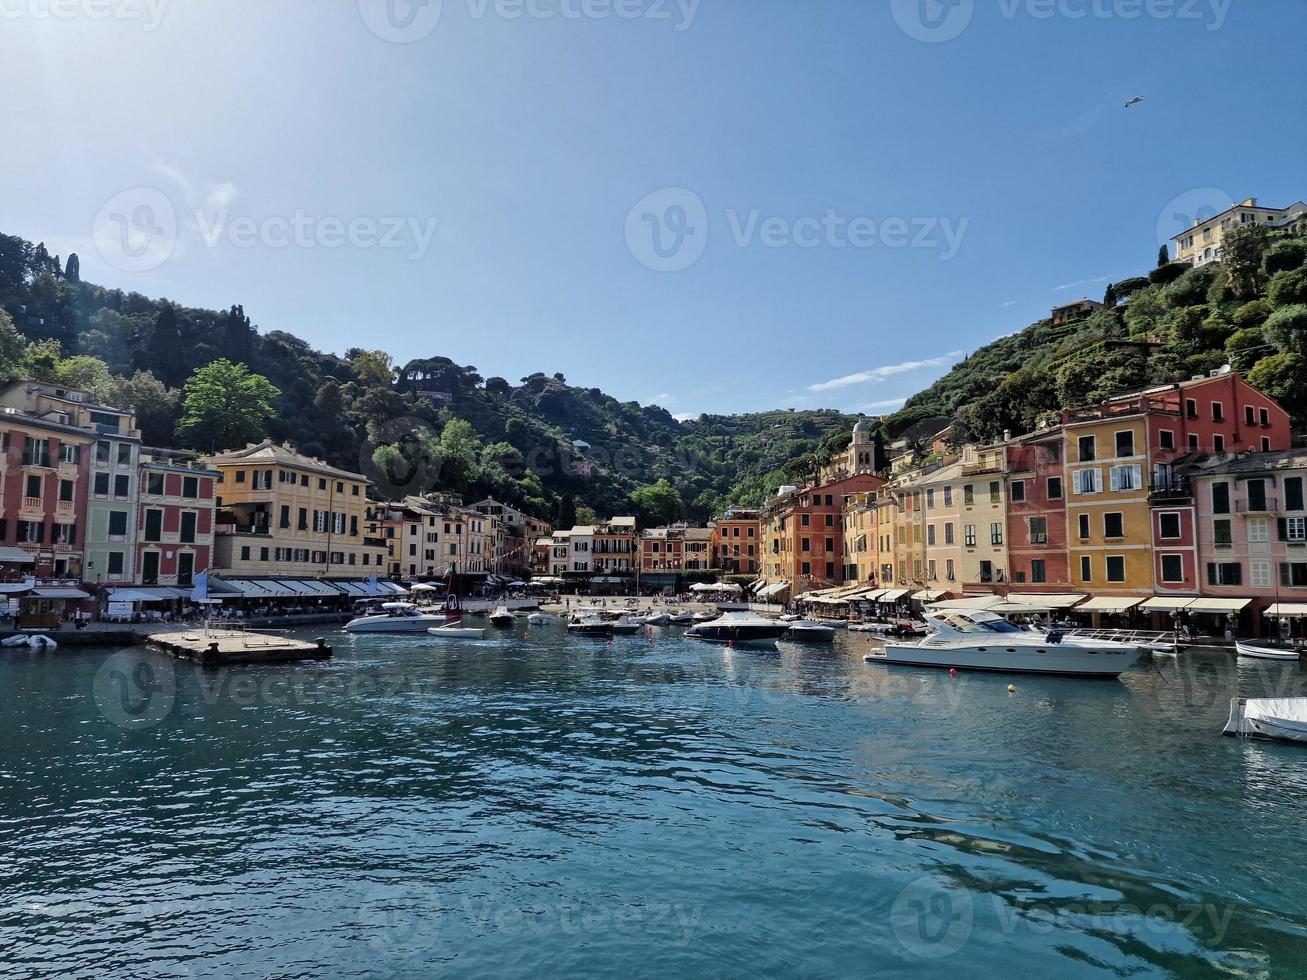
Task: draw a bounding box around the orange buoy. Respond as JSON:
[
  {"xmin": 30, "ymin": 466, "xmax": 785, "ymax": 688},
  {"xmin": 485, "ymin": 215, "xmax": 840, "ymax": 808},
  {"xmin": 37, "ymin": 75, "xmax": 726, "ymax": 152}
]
[{"xmin": 949, "ymin": 668, "xmax": 958, "ymax": 677}]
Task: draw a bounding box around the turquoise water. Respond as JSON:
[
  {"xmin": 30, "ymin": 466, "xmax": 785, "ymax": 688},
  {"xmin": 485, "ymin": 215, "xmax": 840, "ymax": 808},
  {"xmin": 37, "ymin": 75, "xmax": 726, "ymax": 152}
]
[{"xmin": 3, "ymin": 625, "xmax": 1307, "ymax": 978}]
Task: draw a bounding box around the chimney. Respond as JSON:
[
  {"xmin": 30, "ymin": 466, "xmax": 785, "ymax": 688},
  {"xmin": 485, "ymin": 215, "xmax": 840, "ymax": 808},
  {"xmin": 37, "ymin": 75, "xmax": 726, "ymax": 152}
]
[
  {"xmin": 1002, "ymin": 429, "xmax": 1011, "ymax": 442},
  {"xmin": 1242, "ymin": 198, "xmax": 1257, "ymax": 207}
]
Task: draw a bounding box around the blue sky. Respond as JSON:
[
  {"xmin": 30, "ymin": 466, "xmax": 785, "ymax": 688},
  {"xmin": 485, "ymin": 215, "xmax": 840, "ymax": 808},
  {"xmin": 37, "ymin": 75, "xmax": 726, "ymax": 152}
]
[{"xmin": 4, "ymin": 0, "xmax": 1304, "ymax": 420}]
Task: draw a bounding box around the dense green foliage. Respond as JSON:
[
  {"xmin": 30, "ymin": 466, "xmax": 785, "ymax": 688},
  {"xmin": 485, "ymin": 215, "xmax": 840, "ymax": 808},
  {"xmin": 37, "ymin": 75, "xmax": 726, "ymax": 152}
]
[{"xmin": 883, "ymin": 219, "xmax": 1307, "ymax": 442}]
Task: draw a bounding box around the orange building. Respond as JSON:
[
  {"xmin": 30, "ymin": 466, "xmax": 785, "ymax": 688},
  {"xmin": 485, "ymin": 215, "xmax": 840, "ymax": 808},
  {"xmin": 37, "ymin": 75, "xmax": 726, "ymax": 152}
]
[{"xmin": 713, "ymin": 507, "xmax": 761, "ymax": 575}]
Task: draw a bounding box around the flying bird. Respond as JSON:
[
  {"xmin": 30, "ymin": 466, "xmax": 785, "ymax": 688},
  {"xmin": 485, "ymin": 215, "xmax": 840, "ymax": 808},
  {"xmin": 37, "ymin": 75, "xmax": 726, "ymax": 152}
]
[{"xmin": 1124, "ymin": 96, "xmax": 1144, "ymax": 108}]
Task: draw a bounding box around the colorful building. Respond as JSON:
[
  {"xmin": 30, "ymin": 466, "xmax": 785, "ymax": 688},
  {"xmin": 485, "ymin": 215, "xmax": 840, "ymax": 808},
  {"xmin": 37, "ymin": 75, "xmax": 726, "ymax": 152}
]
[
  {"xmin": 762, "ymin": 473, "xmax": 884, "ymax": 594},
  {"xmin": 713, "ymin": 507, "xmax": 761, "ymax": 575},
  {"xmin": 135, "ymin": 449, "xmax": 219, "ymax": 587},
  {"xmin": 1171, "ymin": 196, "xmax": 1307, "ymax": 267}
]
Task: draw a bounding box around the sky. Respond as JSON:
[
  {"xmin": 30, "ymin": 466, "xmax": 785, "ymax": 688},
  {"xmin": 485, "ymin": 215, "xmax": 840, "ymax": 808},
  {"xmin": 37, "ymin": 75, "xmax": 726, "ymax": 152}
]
[{"xmin": 3, "ymin": 0, "xmax": 1305, "ymax": 422}]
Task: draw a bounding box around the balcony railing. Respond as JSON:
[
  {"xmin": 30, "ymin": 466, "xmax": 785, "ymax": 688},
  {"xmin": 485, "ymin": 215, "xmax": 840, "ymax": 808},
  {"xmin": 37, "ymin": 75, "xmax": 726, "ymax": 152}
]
[
  {"xmin": 1236, "ymin": 497, "xmax": 1280, "ymax": 515},
  {"xmin": 1149, "ymin": 481, "xmax": 1192, "ymax": 501},
  {"xmin": 21, "ymin": 496, "xmax": 42, "ymax": 510}
]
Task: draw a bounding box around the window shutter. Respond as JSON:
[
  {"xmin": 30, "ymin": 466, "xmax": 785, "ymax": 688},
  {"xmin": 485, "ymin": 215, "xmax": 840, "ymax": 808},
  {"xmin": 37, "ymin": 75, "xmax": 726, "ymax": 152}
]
[
  {"xmin": 1278, "ymin": 518, "xmax": 1289, "ymax": 541},
  {"xmin": 1206, "ymin": 562, "xmax": 1217, "ymax": 585},
  {"xmin": 1281, "ymin": 563, "xmax": 1291, "ymax": 587}
]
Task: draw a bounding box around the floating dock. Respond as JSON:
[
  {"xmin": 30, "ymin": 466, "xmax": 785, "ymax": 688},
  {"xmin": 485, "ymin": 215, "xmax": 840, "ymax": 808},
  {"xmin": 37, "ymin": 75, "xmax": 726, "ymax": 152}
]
[{"xmin": 148, "ymin": 628, "xmax": 332, "ymax": 666}]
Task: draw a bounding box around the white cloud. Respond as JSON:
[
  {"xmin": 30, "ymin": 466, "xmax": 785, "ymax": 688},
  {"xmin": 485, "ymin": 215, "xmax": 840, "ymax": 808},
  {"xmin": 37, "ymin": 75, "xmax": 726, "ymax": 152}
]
[
  {"xmin": 999, "ymin": 300, "xmax": 1016, "ymax": 308},
  {"xmin": 648, "ymin": 392, "xmax": 676, "ymax": 405},
  {"xmin": 206, "ymin": 182, "xmax": 240, "ymax": 210},
  {"xmin": 1051, "ymin": 275, "xmax": 1109, "ymax": 293},
  {"xmin": 150, "ymin": 158, "xmax": 240, "ymax": 212},
  {"xmin": 849, "ymin": 397, "xmax": 907, "ymax": 411},
  {"xmin": 807, "ymin": 352, "xmax": 964, "ymax": 393},
  {"xmin": 672, "ymin": 412, "xmax": 695, "ymax": 422}
]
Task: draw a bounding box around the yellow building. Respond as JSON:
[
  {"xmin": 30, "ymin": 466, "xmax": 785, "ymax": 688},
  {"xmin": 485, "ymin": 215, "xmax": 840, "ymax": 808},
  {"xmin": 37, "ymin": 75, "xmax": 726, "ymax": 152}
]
[
  {"xmin": 1171, "ymin": 197, "xmax": 1306, "ymax": 266},
  {"xmin": 841, "ymin": 491, "xmax": 878, "ymax": 585},
  {"xmin": 206, "ymin": 441, "xmax": 387, "ymax": 578},
  {"xmin": 1061, "ymin": 414, "xmax": 1152, "ymax": 596}
]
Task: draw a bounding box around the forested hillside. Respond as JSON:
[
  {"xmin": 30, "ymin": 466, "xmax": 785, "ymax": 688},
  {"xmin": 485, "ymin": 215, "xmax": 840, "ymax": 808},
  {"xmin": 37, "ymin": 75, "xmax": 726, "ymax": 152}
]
[
  {"xmin": 878, "ymin": 220, "xmax": 1307, "ymax": 444},
  {"xmin": 0, "ymin": 232, "xmax": 859, "ymax": 522}
]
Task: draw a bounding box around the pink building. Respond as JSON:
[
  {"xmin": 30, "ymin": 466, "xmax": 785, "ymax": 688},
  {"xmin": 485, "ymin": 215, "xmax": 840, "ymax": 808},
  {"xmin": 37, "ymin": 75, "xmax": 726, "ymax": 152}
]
[{"xmin": 1190, "ymin": 451, "xmax": 1307, "ymax": 637}]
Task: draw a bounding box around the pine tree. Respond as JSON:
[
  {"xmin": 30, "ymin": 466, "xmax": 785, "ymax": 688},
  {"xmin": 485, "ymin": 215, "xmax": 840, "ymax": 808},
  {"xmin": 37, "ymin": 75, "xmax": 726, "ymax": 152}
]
[
  {"xmin": 1103, "ymin": 282, "xmax": 1117, "ymax": 307},
  {"xmin": 554, "ymin": 494, "xmax": 577, "ymax": 531},
  {"xmin": 152, "ymin": 303, "xmax": 185, "ymax": 387},
  {"xmin": 1157, "ymin": 244, "xmax": 1170, "ymax": 267},
  {"xmin": 64, "ymin": 253, "xmax": 80, "ymax": 283}
]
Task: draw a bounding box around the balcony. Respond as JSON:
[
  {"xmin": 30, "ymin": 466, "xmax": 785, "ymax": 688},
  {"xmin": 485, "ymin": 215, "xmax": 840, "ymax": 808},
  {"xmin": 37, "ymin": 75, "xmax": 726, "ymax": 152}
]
[
  {"xmin": 1236, "ymin": 497, "xmax": 1279, "ymax": 515},
  {"xmin": 1149, "ymin": 481, "xmax": 1192, "ymax": 502},
  {"xmin": 21, "ymin": 496, "xmax": 42, "ymax": 511}
]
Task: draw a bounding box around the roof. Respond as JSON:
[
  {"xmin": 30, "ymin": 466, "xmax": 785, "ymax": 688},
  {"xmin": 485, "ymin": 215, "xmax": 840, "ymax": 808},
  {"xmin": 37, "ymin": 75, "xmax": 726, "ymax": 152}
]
[
  {"xmin": 1169, "ymin": 199, "xmax": 1307, "ymax": 241},
  {"xmin": 569, "ymin": 526, "xmax": 595, "ymax": 535},
  {"xmin": 1186, "ymin": 450, "xmax": 1307, "ymax": 478},
  {"xmin": 204, "ymin": 441, "xmax": 367, "ymax": 481},
  {"xmin": 606, "ymin": 516, "xmax": 637, "ymax": 529}
]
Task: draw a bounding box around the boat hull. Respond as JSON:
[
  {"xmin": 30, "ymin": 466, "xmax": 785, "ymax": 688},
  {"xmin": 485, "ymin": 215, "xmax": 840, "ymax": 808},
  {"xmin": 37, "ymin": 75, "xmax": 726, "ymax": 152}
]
[
  {"xmin": 1225, "ymin": 697, "xmax": 1307, "ymax": 743},
  {"xmin": 876, "ymin": 640, "xmax": 1138, "ymax": 677},
  {"xmin": 1236, "ymin": 640, "xmax": 1302, "ymax": 661},
  {"xmin": 428, "ymin": 626, "xmax": 486, "ymax": 639},
  {"xmin": 345, "ymin": 617, "xmax": 445, "ymax": 634},
  {"xmin": 686, "ymin": 625, "xmax": 789, "ymax": 647}
]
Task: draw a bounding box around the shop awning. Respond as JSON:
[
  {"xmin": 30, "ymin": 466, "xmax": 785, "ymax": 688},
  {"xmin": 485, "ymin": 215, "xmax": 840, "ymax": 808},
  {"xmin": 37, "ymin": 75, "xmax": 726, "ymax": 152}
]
[
  {"xmin": 591, "ymin": 576, "xmax": 625, "ymax": 584},
  {"xmin": 852, "ymin": 588, "xmax": 886, "ymax": 601},
  {"xmin": 0, "ymin": 547, "xmax": 36, "ymax": 563},
  {"xmin": 1265, "ymin": 603, "xmax": 1307, "ymax": 617},
  {"xmin": 878, "ymin": 588, "xmax": 913, "ymax": 602},
  {"xmin": 806, "ymin": 594, "xmax": 849, "ymax": 605},
  {"xmin": 1185, "ymin": 597, "xmax": 1253, "ymax": 614},
  {"xmin": 914, "ymin": 589, "xmax": 948, "ymax": 601},
  {"xmin": 1004, "ymin": 592, "xmax": 1087, "ymax": 609},
  {"xmin": 758, "ymin": 581, "xmax": 790, "ymax": 598},
  {"xmin": 30, "ymin": 587, "xmax": 90, "ymax": 600},
  {"xmin": 928, "ymin": 595, "xmax": 1003, "ymax": 610},
  {"xmin": 0, "ymin": 579, "xmax": 35, "ymax": 594},
  {"xmin": 1076, "ymin": 595, "xmax": 1145, "ymax": 613},
  {"xmin": 107, "ymin": 588, "xmax": 172, "ymax": 603},
  {"xmin": 1139, "ymin": 596, "xmax": 1196, "ymax": 613}
]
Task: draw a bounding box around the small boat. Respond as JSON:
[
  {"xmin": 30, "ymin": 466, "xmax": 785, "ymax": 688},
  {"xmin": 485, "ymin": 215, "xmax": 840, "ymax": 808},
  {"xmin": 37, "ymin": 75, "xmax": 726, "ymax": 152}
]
[
  {"xmin": 667, "ymin": 611, "xmax": 695, "ymax": 624},
  {"xmin": 849, "ymin": 621, "xmax": 896, "ymax": 634},
  {"xmin": 1, "ymin": 633, "xmax": 58, "ymax": 649},
  {"xmin": 686, "ymin": 611, "xmax": 790, "ymax": 647},
  {"xmin": 641, "ymin": 612, "xmax": 671, "ymax": 626},
  {"xmin": 527, "ymin": 612, "xmax": 552, "ymax": 626},
  {"xmin": 428, "ymin": 621, "xmax": 486, "ymax": 640},
  {"xmin": 874, "ymin": 609, "xmax": 1141, "ymax": 677},
  {"xmin": 1224, "ymin": 697, "xmax": 1307, "ymax": 743},
  {"xmin": 345, "ymin": 602, "xmax": 447, "ymax": 633},
  {"xmin": 609, "ymin": 616, "xmax": 642, "ymax": 635},
  {"xmin": 814, "ymin": 617, "xmax": 846, "ymax": 629},
  {"xmin": 568, "ymin": 615, "xmax": 613, "ymax": 637},
  {"xmin": 1236, "ymin": 639, "xmax": 1302, "ymax": 661},
  {"xmin": 488, "ymin": 606, "xmax": 516, "ymax": 627},
  {"xmin": 784, "ymin": 620, "xmax": 837, "ymax": 642},
  {"xmin": 779, "ymin": 614, "xmax": 802, "ymax": 622},
  {"xmin": 691, "ymin": 611, "xmax": 716, "ymax": 623}
]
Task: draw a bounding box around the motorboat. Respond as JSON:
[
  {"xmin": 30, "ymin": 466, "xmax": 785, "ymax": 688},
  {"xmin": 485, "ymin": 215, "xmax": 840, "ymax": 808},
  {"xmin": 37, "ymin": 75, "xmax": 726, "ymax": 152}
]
[
  {"xmin": 1224, "ymin": 697, "xmax": 1307, "ymax": 743},
  {"xmin": 1236, "ymin": 639, "xmax": 1302, "ymax": 662},
  {"xmin": 568, "ymin": 614, "xmax": 613, "ymax": 637},
  {"xmin": 641, "ymin": 612, "xmax": 671, "ymax": 626},
  {"xmin": 873, "ymin": 609, "xmax": 1141, "ymax": 677},
  {"xmin": 428, "ymin": 621, "xmax": 487, "ymax": 640},
  {"xmin": 609, "ymin": 616, "xmax": 642, "ymax": 635},
  {"xmin": 849, "ymin": 621, "xmax": 896, "ymax": 634},
  {"xmin": 667, "ymin": 611, "xmax": 696, "ymax": 624},
  {"xmin": 1, "ymin": 633, "xmax": 57, "ymax": 649},
  {"xmin": 345, "ymin": 602, "xmax": 447, "ymax": 634},
  {"xmin": 813, "ymin": 617, "xmax": 846, "ymax": 629},
  {"xmin": 527, "ymin": 612, "xmax": 552, "ymax": 626},
  {"xmin": 488, "ymin": 606, "xmax": 516, "ymax": 627},
  {"xmin": 691, "ymin": 611, "xmax": 716, "ymax": 623},
  {"xmin": 783, "ymin": 620, "xmax": 836, "ymax": 642},
  {"xmin": 686, "ymin": 611, "xmax": 790, "ymax": 647},
  {"xmin": 779, "ymin": 613, "xmax": 802, "ymax": 622}
]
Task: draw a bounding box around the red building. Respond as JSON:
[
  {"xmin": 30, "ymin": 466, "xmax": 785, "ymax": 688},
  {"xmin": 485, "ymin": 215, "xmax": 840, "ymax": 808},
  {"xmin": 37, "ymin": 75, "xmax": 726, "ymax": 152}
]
[
  {"xmin": 136, "ymin": 451, "xmax": 219, "ymax": 587},
  {"xmin": 1004, "ymin": 428, "xmax": 1069, "ymax": 591},
  {"xmin": 765, "ymin": 473, "xmax": 885, "ymax": 592}
]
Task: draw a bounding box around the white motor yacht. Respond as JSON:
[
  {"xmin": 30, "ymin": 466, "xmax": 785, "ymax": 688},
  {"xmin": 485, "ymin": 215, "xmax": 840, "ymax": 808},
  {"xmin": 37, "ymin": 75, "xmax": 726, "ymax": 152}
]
[
  {"xmin": 783, "ymin": 620, "xmax": 837, "ymax": 642},
  {"xmin": 345, "ymin": 602, "xmax": 447, "ymax": 634},
  {"xmin": 686, "ymin": 611, "xmax": 790, "ymax": 647},
  {"xmin": 1225, "ymin": 697, "xmax": 1307, "ymax": 743},
  {"xmin": 488, "ymin": 606, "xmax": 516, "ymax": 627},
  {"xmin": 873, "ymin": 609, "xmax": 1141, "ymax": 677}
]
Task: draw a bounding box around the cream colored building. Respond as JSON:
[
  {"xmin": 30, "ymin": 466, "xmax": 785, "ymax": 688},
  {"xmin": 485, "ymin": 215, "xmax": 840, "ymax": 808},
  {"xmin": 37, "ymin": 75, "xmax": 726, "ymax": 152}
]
[
  {"xmin": 206, "ymin": 441, "xmax": 387, "ymax": 578},
  {"xmin": 1172, "ymin": 197, "xmax": 1307, "ymax": 266}
]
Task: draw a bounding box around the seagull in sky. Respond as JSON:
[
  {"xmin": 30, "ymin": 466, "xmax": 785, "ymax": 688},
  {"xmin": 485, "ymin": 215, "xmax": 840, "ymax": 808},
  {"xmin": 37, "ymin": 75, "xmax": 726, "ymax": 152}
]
[{"xmin": 1124, "ymin": 96, "xmax": 1144, "ymax": 108}]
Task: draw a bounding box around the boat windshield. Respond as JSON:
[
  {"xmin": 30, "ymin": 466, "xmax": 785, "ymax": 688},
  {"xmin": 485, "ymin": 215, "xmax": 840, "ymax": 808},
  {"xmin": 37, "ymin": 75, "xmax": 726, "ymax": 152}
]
[{"xmin": 939, "ymin": 612, "xmax": 1024, "ymax": 634}]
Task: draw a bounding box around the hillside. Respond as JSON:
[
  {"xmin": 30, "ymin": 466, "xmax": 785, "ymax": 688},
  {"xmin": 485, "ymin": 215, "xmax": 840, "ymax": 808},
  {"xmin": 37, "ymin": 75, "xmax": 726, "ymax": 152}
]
[
  {"xmin": 0, "ymin": 232, "xmax": 860, "ymax": 522},
  {"xmin": 879, "ymin": 219, "xmax": 1307, "ymax": 444}
]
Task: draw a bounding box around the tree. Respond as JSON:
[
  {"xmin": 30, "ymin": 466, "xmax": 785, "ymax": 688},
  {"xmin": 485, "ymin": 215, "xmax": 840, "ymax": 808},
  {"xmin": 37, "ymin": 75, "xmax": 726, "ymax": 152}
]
[
  {"xmin": 1157, "ymin": 244, "xmax": 1170, "ymax": 268},
  {"xmin": 96, "ymin": 371, "xmax": 180, "ymax": 447},
  {"xmin": 0, "ymin": 308, "xmax": 27, "ymax": 383},
  {"xmin": 1247, "ymin": 353, "xmax": 1307, "ymax": 418},
  {"xmin": 350, "ymin": 349, "xmax": 394, "ymax": 387},
  {"xmin": 629, "ymin": 478, "xmax": 685, "ymax": 529},
  {"xmin": 1264, "ymin": 240, "xmax": 1307, "ymax": 275},
  {"xmin": 1263, "ymin": 305, "xmax": 1307, "ymax": 357},
  {"xmin": 1103, "ymin": 282, "xmax": 1117, "ymax": 307},
  {"xmin": 175, "ymin": 359, "xmax": 280, "ymax": 451},
  {"xmin": 437, "ymin": 418, "xmax": 481, "ymax": 493},
  {"xmin": 222, "ymin": 305, "xmax": 254, "ymax": 364},
  {"xmin": 64, "ymin": 252, "xmax": 80, "ymax": 283},
  {"xmin": 554, "ymin": 494, "xmax": 577, "ymax": 531},
  {"xmin": 149, "ymin": 303, "xmax": 185, "ymax": 387},
  {"xmin": 1268, "ymin": 268, "xmax": 1307, "ymax": 308}
]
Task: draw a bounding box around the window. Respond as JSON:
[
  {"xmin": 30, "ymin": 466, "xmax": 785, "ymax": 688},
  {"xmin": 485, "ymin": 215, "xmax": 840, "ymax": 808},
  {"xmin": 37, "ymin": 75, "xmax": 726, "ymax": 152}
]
[
  {"xmin": 1115, "ymin": 431, "xmax": 1134, "ymax": 458},
  {"xmin": 1105, "ymin": 556, "xmax": 1125, "ymax": 582},
  {"xmin": 1260, "ymin": 408, "xmax": 1270, "ymax": 426},
  {"xmin": 1103, "ymin": 512, "xmax": 1123, "ymax": 538},
  {"xmin": 1248, "ymin": 518, "xmax": 1269, "ymax": 543},
  {"xmin": 989, "ymin": 482, "xmax": 1000, "ymax": 503},
  {"xmin": 58, "ymin": 479, "xmax": 73, "ymax": 502},
  {"xmin": 1246, "ymin": 479, "xmax": 1268, "ymax": 512},
  {"xmin": 1211, "ymin": 402, "xmax": 1224, "ymax": 422},
  {"xmin": 1159, "ymin": 513, "xmax": 1181, "ymax": 539},
  {"xmin": 943, "ymin": 486, "xmax": 953, "ymax": 507},
  {"xmin": 25, "ymin": 474, "xmax": 41, "ymax": 499},
  {"xmin": 963, "ymin": 524, "xmax": 975, "ymax": 547},
  {"xmin": 801, "ymin": 537, "xmax": 810, "ymax": 552},
  {"xmin": 801, "ymin": 561, "xmax": 811, "ymax": 576},
  {"xmin": 1214, "ymin": 519, "xmax": 1233, "ymax": 546},
  {"xmin": 1109, "ymin": 465, "xmax": 1142, "ymax": 492},
  {"xmin": 234, "ymin": 470, "xmax": 246, "ymax": 483},
  {"xmin": 1185, "ymin": 398, "xmax": 1197, "ymax": 418},
  {"xmin": 1282, "ymin": 517, "xmax": 1307, "ymax": 542},
  {"xmin": 825, "ymin": 562, "xmax": 835, "ymax": 580},
  {"xmin": 1251, "ymin": 560, "xmax": 1272, "ymax": 589},
  {"xmin": 1213, "ymin": 435, "xmax": 1225, "ymax": 453},
  {"xmin": 144, "ymin": 509, "xmax": 163, "ymax": 542},
  {"xmin": 1287, "ymin": 477, "xmax": 1305, "ymax": 512},
  {"xmin": 147, "ymin": 473, "xmax": 165, "ymax": 495},
  {"xmin": 990, "ymin": 522, "xmax": 1003, "ymax": 545},
  {"xmin": 1078, "ymin": 513, "xmax": 1090, "ymax": 539},
  {"xmin": 60, "ymin": 443, "xmax": 80, "ymax": 464},
  {"xmin": 1245, "ymin": 405, "xmax": 1256, "ymax": 425},
  {"xmin": 945, "ymin": 559, "xmax": 955, "ymax": 580},
  {"xmin": 824, "ymin": 514, "xmax": 833, "ymax": 527},
  {"xmin": 1159, "ymin": 430, "xmax": 1174, "ymax": 451},
  {"xmin": 801, "ymin": 514, "xmax": 810, "ymax": 527},
  {"xmin": 963, "ymin": 485, "xmax": 974, "ymax": 506},
  {"xmin": 240, "ymin": 546, "xmax": 251, "ymax": 561},
  {"xmin": 298, "ymin": 508, "xmax": 308, "ymax": 531},
  {"xmin": 182, "ymin": 476, "xmax": 198, "ymax": 498},
  {"xmin": 1207, "ymin": 562, "xmax": 1241, "ymax": 586},
  {"xmin": 107, "ymin": 552, "xmax": 124, "ymax": 575},
  {"xmin": 94, "ymin": 473, "xmax": 109, "ymax": 495},
  {"xmin": 22, "ymin": 437, "xmax": 49, "ymax": 467},
  {"xmin": 108, "ymin": 511, "xmax": 128, "ymax": 536},
  {"xmin": 1010, "ymin": 480, "xmax": 1025, "ymax": 502},
  {"xmin": 1262, "ymin": 437, "xmax": 1271, "ymax": 453},
  {"xmin": 180, "ymin": 512, "xmax": 197, "ymax": 543},
  {"xmin": 1283, "ymin": 563, "xmax": 1307, "ymax": 587},
  {"xmin": 252, "ymin": 470, "xmax": 271, "ymax": 490},
  {"xmin": 1047, "ymin": 476, "xmax": 1062, "ymax": 500},
  {"xmin": 113, "ymin": 475, "xmax": 130, "ymax": 498},
  {"xmin": 979, "ymin": 560, "xmax": 993, "ymax": 583},
  {"xmin": 1211, "ymin": 482, "xmax": 1230, "ymax": 514},
  {"xmin": 927, "ymin": 525, "xmax": 936, "ymax": 546},
  {"xmin": 825, "ymin": 537, "xmax": 834, "ymax": 553},
  {"xmin": 1160, "ymin": 554, "xmax": 1184, "ymax": 583},
  {"xmin": 1188, "ymin": 434, "xmax": 1199, "ymax": 451},
  {"xmin": 1030, "ymin": 559, "xmax": 1046, "ymax": 583},
  {"xmin": 117, "ymin": 443, "xmax": 132, "ymax": 465},
  {"xmin": 1077, "ymin": 436, "xmax": 1095, "ymax": 462},
  {"xmin": 926, "ymin": 488, "xmax": 935, "ymax": 508},
  {"xmin": 96, "ymin": 441, "xmax": 111, "ymax": 464},
  {"xmin": 944, "ymin": 523, "xmax": 955, "ymax": 545},
  {"xmin": 1074, "ymin": 469, "xmax": 1101, "ymax": 495},
  {"xmin": 1029, "ymin": 516, "xmax": 1047, "ymax": 544}
]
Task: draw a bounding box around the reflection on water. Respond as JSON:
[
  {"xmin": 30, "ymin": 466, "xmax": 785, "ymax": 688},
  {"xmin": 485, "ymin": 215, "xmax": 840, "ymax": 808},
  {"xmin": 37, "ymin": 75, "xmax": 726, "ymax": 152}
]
[{"xmin": 2, "ymin": 626, "xmax": 1306, "ymax": 978}]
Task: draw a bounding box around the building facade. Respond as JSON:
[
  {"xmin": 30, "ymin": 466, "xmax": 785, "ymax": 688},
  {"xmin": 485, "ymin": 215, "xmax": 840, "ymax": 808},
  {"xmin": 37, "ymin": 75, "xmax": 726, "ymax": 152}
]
[
  {"xmin": 1171, "ymin": 197, "xmax": 1307, "ymax": 266},
  {"xmin": 714, "ymin": 507, "xmax": 761, "ymax": 575},
  {"xmin": 135, "ymin": 450, "xmax": 219, "ymax": 587}
]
